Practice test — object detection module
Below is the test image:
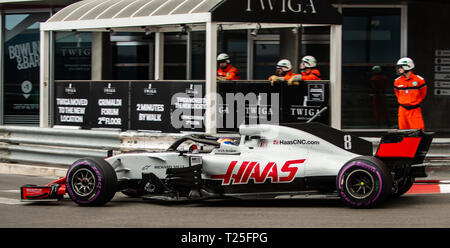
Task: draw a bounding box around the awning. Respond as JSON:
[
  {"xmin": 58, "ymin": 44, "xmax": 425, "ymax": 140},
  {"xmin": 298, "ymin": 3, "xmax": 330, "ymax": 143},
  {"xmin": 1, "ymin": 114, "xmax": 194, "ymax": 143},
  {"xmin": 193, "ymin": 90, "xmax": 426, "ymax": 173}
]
[
  {"xmin": 41, "ymin": 0, "xmax": 342, "ymax": 31},
  {"xmin": 0, "ymin": 0, "xmax": 77, "ymax": 9}
]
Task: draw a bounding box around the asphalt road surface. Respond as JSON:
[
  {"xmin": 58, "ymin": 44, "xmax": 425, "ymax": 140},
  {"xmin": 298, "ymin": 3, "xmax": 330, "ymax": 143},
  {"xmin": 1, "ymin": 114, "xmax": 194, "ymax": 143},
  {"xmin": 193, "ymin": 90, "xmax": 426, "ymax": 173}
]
[{"xmin": 1, "ymin": 174, "xmax": 450, "ymax": 228}]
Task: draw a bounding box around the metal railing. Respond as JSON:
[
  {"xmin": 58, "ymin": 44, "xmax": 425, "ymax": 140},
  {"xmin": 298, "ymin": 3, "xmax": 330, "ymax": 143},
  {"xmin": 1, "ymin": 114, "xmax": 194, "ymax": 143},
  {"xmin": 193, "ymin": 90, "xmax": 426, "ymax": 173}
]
[{"xmin": 0, "ymin": 126, "xmax": 121, "ymax": 165}]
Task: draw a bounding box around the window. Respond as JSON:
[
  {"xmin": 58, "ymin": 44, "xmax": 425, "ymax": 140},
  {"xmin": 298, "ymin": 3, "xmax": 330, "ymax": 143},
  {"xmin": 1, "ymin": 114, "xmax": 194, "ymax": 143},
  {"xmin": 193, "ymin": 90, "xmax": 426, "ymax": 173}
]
[
  {"xmin": 164, "ymin": 33, "xmax": 187, "ymax": 80},
  {"xmin": 3, "ymin": 12, "xmax": 50, "ymax": 124},
  {"xmin": 341, "ymin": 8, "xmax": 402, "ymax": 129},
  {"xmin": 112, "ymin": 42, "xmax": 151, "ymax": 80},
  {"xmin": 54, "ymin": 32, "xmax": 92, "ymax": 80}
]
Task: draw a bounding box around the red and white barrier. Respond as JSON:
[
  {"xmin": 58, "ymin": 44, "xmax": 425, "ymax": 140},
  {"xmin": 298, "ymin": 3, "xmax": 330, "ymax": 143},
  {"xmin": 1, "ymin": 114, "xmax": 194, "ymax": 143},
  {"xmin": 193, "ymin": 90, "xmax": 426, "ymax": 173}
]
[{"xmin": 407, "ymin": 181, "xmax": 450, "ymax": 194}]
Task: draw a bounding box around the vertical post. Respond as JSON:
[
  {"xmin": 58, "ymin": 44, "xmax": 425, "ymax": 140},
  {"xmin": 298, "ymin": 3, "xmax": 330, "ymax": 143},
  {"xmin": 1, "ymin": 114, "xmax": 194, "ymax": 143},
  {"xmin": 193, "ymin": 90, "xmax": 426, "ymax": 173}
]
[
  {"xmin": 154, "ymin": 32, "xmax": 164, "ymax": 80},
  {"xmin": 400, "ymin": 5, "xmax": 408, "ymax": 57},
  {"xmin": 205, "ymin": 22, "xmax": 217, "ymax": 134},
  {"xmin": 247, "ymin": 30, "xmax": 254, "ymax": 80},
  {"xmin": 91, "ymin": 32, "xmax": 102, "ymax": 80},
  {"xmin": 330, "ymin": 24, "xmax": 342, "ymax": 130},
  {"xmin": 148, "ymin": 41, "xmax": 155, "ymax": 79},
  {"xmin": 186, "ymin": 31, "xmax": 192, "ymax": 80},
  {"xmin": 39, "ymin": 30, "xmax": 50, "ymax": 128},
  {"xmin": 91, "ymin": 32, "xmax": 112, "ymax": 80},
  {"xmin": 0, "ymin": 12, "xmax": 3, "ymax": 125},
  {"xmin": 280, "ymin": 28, "xmax": 300, "ymax": 71}
]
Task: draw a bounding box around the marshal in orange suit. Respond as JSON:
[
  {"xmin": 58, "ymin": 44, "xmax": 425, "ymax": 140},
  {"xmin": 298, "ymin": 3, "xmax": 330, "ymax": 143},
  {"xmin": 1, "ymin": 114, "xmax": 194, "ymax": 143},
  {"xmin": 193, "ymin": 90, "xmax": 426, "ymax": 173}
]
[{"xmin": 394, "ymin": 57, "xmax": 427, "ymax": 131}]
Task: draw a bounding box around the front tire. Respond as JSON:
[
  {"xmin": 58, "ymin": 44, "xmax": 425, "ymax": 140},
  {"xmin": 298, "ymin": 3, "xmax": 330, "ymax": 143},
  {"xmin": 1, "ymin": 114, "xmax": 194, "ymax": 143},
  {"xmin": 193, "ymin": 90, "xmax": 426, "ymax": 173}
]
[
  {"xmin": 66, "ymin": 157, "xmax": 117, "ymax": 206},
  {"xmin": 337, "ymin": 156, "xmax": 392, "ymax": 208}
]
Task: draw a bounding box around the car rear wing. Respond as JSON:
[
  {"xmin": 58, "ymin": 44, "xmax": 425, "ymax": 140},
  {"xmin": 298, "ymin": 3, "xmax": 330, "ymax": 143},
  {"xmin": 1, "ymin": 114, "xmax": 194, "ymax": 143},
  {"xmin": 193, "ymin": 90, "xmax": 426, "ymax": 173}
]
[{"xmin": 375, "ymin": 129, "xmax": 434, "ymax": 164}]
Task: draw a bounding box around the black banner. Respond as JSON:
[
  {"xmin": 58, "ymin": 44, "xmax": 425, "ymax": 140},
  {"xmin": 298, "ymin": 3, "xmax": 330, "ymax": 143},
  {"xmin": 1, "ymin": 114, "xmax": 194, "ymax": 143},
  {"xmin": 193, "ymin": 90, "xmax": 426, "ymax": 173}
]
[
  {"xmin": 54, "ymin": 82, "xmax": 90, "ymax": 127},
  {"xmin": 281, "ymin": 82, "xmax": 329, "ymax": 124},
  {"xmin": 130, "ymin": 81, "xmax": 171, "ymax": 132},
  {"xmin": 217, "ymin": 81, "xmax": 329, "ymax": 132},
  {"xmin": 170, "ymin": 81, "xmax": 206, "ymax": 133},
  {"xmin": 90, "ymin": 82, "xmax": 129, "ymax": 130},
  {"xmin": 54, "ymin": 81, "xmax": 329, "ymax": 133}
]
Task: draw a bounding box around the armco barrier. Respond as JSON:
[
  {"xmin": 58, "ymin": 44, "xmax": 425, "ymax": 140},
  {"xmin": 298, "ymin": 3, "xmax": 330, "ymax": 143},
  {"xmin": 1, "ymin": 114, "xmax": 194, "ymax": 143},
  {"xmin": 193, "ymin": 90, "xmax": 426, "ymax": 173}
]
[
  {"xmin": 0, "ymin": 125, "xmax": 121, "ymax": 150},
  {"xmin": 0, "ymin": 126, "xmax": 121, "ymax": 165},
  {"xmin": 0, "ymin": 125, "xmax": 185, "ymax": 166},
  {"xmin": 0, "ymin": 125, "xmax": 449, "ymax": 166}
]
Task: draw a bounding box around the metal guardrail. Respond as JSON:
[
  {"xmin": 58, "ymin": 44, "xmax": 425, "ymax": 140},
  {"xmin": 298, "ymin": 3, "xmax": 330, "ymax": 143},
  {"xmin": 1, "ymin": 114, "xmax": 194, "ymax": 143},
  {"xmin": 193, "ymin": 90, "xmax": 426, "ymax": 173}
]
[
  {"xmin": 0, "ymin": 125, "xmax": 449, "ymax": 166},
  {"xmin": 0, "ymin": 125, "xmax": 190, "ymax": 165},
  {"xmin": 0, "ymin": 126, "xmax": 122, "ymax": 165},
  {"xmin": 0, "ymin": 125, "xmax": 121, "ymax": 149}
]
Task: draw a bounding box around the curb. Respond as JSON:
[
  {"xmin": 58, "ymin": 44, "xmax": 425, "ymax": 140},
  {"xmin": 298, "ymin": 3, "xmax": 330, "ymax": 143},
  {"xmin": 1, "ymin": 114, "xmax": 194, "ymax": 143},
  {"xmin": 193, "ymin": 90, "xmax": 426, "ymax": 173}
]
[
  {"xmin": 407, "ymin": 183, "xmax": 450, "ymax": 194},
  {"xmin": 0, "ymin": 162, "xmax": 66, "ymax": 178}
]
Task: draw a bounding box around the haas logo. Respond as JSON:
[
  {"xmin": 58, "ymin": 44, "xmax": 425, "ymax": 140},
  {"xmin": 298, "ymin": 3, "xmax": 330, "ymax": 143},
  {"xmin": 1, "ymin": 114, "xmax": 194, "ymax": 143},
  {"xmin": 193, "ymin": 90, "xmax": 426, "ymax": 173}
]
[{"xmin": 211, "ymin": 159, "xmax": 305, "ymax": 185}]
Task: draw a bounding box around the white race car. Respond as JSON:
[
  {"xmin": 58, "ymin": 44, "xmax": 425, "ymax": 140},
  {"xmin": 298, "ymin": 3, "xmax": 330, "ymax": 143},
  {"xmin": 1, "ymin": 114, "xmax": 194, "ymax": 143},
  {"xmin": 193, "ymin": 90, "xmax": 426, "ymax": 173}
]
[{"xmin": 21, "ymin": 123, "xmax": 433, "ymax": 208}]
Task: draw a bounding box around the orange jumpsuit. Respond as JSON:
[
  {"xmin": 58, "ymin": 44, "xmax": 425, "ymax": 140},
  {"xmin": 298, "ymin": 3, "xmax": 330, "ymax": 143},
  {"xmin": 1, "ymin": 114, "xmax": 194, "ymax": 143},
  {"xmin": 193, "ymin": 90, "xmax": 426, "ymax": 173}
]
[
  {"xmin": 301, "ymin": 69, "xmax": 321, "ymax": 80},
  {"xmin": 268, "ymin": 71, "xmax": 300, "ymax": 81},
  {"xmin": 394, "ymin": 72, "xmax": 427, "ymax": 130},
  {"xmin": 283, "ymin": 71, "xmax": 300, "ymax": 81},
  {"xmin": 217, "ymin": 64, "xmax": 240, "ymax": 80}
]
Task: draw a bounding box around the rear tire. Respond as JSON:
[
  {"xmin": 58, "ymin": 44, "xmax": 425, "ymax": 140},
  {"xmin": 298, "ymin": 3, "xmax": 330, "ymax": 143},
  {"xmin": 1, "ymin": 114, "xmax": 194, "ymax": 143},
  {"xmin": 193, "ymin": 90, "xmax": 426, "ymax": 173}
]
[
  {"xmin": 393, "ymin": 176, "xmax": 414, "ymax": 198},
  {"xmin": 337, "ymin": 156, "xmax": 392, "ymax": 208},
  {"xmin": 66, "ymin": 157, "xmax": 117, "ymax": 206}
]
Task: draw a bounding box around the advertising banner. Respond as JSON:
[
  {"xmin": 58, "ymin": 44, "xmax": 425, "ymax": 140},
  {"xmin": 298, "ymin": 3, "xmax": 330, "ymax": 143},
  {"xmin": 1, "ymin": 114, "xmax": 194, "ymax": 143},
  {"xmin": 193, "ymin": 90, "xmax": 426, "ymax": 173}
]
[
  {"xmin": 54, "ymin": 80, "xmax": 329, "ymax": 133},
  {"xmin": 4, "ymin": 14, "xmax": 48, "ymax": 119},
  {"xmin": 170, "ymin": 81, "xmax": 206, "ymax": 133},
  {"xmin": 54, "ymin": 82, "xmax": 91, "ymax": 127},
  {"xmin": 281, "ymin": 82, "xmax": 329, "ymax": 124},
  {"xmin": 90, "ymin": 82, "xmax": 129, "ymax": 130},
  {"xmin": 217, "ymin": 81, "xmax": 329, "ymax": 132},
  {"xmin": 130, "ymin": 81, "xmax": 172, "ymax": 132}
]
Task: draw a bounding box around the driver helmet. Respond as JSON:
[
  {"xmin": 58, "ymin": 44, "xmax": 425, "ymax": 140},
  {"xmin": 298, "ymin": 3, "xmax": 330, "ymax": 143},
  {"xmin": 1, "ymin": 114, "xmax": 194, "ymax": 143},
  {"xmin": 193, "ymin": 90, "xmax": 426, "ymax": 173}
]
[{"xmin": 217, "ymin": 138, "xmax": 234, "ymax": 145}]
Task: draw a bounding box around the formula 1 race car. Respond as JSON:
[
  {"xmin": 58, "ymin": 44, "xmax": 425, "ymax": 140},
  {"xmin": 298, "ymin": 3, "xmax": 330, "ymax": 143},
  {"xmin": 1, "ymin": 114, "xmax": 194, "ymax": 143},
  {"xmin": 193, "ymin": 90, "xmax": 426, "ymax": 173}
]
[{"xmin": 21, "ymin": 123, "xmax": 433, "ymax": 208}]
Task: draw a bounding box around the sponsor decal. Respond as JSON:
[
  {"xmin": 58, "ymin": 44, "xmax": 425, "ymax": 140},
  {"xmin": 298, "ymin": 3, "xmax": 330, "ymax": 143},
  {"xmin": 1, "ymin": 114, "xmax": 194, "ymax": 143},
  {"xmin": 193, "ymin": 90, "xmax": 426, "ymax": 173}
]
[
  {"xmin": 216, "ymin": 149, "xmax": 239, "ymax": 153},
  {"xmin": 154, "ymin": 165, "xmax": 185, "ymax": 169},
  {"xmin": 211, "ymin": 159, "xmax": 305, "ymax": 185},
  {"xmin": 25, "ymin": 188, "xmax": 45, "ymax": 194},
  {"xmin": 272, "ymin": 139, "xmax": 320, "ymax": 145}
]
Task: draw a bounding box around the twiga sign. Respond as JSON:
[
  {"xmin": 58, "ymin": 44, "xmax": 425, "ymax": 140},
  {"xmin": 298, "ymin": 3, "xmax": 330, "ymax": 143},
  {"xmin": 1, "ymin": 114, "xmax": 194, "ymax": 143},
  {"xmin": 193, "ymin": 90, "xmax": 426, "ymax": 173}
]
[{"xmin": 246, "ymin": 0, "xmax": 318, "ymax": 13}]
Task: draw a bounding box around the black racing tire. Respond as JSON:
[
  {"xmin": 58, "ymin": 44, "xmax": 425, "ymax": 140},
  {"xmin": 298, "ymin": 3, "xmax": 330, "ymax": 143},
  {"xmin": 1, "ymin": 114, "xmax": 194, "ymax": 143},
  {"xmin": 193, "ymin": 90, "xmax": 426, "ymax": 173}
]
[
  {"xmin": 66, "ymin": 157, "xmax": 117, "ymax": 206},
  {"xmin": 337, "ymin": 156, "xmax": 392, "ymax": 208}
]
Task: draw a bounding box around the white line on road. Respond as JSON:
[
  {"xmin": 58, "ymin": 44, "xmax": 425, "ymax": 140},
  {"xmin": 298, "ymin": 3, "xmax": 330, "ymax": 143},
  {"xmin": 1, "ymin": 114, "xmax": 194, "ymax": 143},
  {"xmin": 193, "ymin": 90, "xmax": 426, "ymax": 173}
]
[
  {"xmin": 0, "ymin": 197, "xmax": 23, "ymax": 205},
  {"xmin": 0, "ymin": 190, "xmax": 20, "ymax": 193}
]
